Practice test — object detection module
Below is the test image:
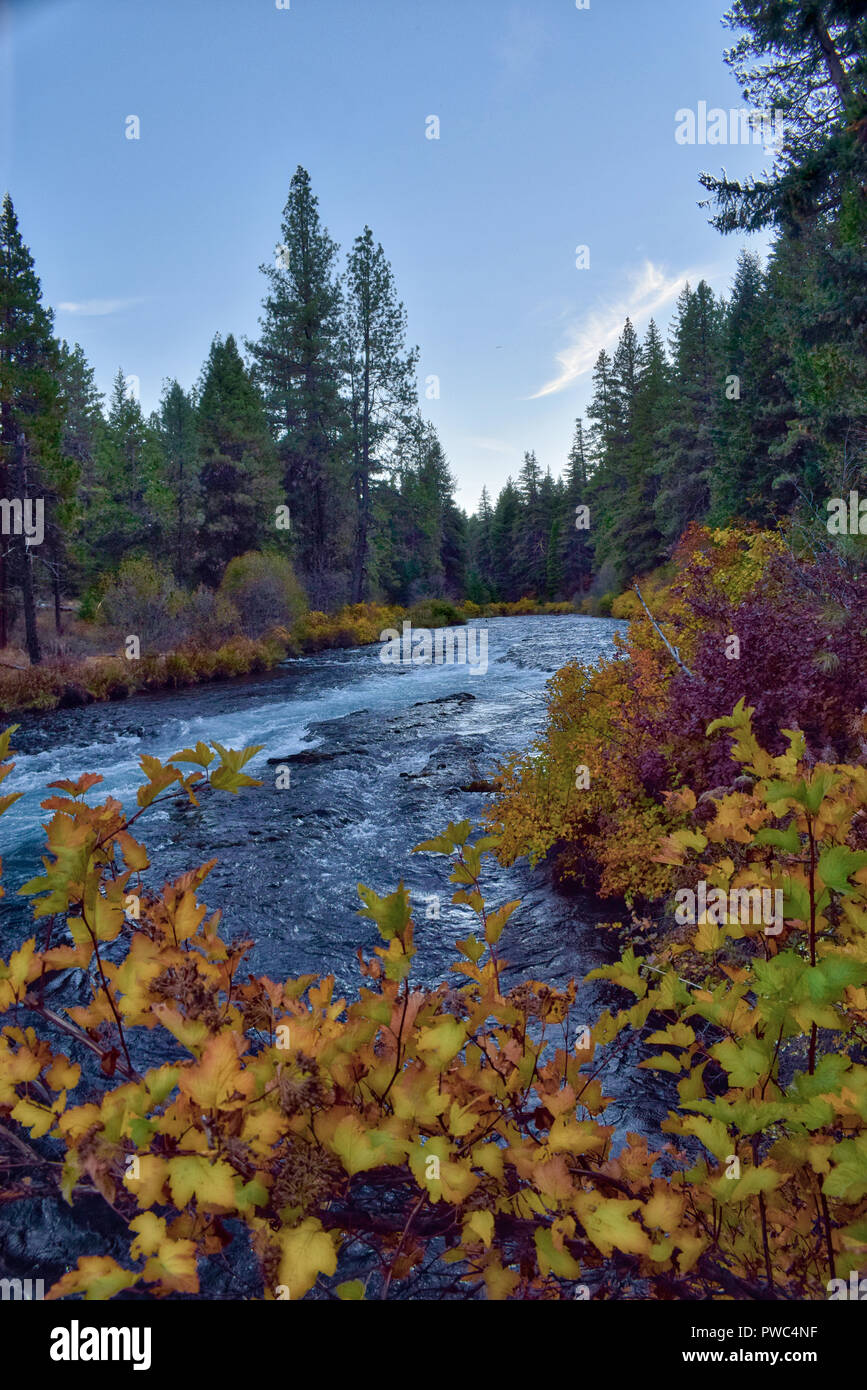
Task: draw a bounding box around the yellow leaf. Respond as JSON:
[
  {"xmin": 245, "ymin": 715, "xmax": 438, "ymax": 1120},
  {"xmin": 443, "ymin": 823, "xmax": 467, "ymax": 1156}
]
[
  {"xmin": 464, "ymin": 1210, "xmax": 494, "ymax": 1247},
  {"xmin": 417, "ymin": 1017, "xmax": 467, "ymax": 1070},
  {"xmin": 167, "ymin": 1155, "xmax": 239, "ymax": 1211},
  {"xmin": 46, "ymin": 1256, "xmax": 138, "ymax": 1301},
  {"xmin": 483, "ymin": 1259, "xmax": 520, "ymax": 1300},
  {"xmin": 45, "ymin": 1054, "xmax": 81, "ymax": 1092},
  {"xmin": 178, "ymin": 1031, "xmax": 253, "ymax": 1108},
  {"xmin": 129, "ymin": 1212, "xmax": 167, "ymax": 1259},
  {"xmin": 572, "ymin": 1193, "xmax": 651, "ymax": 1258},
  {"xmin": 142, "ymin": 1238, "xmax": 199, "ymax": 1294},
  {"xmin": 275, "ymin": 1218, "xmax": 338, "ymax": 1299}
]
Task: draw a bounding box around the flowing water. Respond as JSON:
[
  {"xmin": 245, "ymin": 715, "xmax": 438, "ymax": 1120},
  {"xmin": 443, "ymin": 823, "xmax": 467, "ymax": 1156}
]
[{"xmin": 0, "ymin": 614, "xmax": 675, "ymax": 1294}]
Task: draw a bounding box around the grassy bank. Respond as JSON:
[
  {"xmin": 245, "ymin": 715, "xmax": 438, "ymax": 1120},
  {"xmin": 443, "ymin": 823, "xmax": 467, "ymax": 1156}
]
[{"xmin": 0, "ymin": 595, "xmax": 584, "ymax": 717}]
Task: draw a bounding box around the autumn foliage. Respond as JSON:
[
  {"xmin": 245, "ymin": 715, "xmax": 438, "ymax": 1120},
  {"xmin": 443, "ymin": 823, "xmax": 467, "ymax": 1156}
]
[
  {"xmin": 489, "ymin": 525, "xmax": 867, "ymax": 901},
  {"xmin": 1, "ymin": 694, "xmax": 867, "ymax": 1299}
]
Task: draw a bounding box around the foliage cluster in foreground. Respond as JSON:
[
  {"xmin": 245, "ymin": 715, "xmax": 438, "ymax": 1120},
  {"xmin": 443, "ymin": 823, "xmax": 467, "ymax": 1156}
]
[{"xmin": 1, "ymin": 708, "xmax": 866, "ymax": 1299}]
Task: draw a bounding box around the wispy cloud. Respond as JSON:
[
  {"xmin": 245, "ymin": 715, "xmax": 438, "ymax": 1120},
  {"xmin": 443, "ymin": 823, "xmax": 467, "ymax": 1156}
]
[
  {"xmin": 528, "ymin": 261, "xmax": 695, "ymax": 399},
  {"xmin": 57, "ymin": 297, "xmax": 142, "ymax": 317}
]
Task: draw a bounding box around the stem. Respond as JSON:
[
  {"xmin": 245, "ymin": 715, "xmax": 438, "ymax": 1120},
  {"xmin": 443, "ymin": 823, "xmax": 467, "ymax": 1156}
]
[
  {"xmin": 807, "ymin": 816, "xmax": 817, "ymax": 1076},
  {"xmin": 380, "ymin": 1190, "xmax": 426, "ymax": 1300},
  {"xmin": 82, "ymin": 905, "xmax": 139, "ymax": 1080}
]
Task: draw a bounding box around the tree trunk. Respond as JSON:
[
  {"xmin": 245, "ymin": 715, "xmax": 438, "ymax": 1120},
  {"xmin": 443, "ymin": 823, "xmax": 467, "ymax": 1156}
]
[
  {"xmin": 17, "ymin": 433, "xmax": 41, "ymax": 665},
  {"xmin": 52, "ymin": 542, "xmax": 62, "ymax": 635},
  {"xmin": 350, "ymin": 463, "xmax": 368, "ymax": 604},
  {"xmin": 812, "ymin": 13, "xmax": 853, "ymax": 106},
  {"xmin": 0, "ymin": 401, "xmax": 11, "ymax": 650}
]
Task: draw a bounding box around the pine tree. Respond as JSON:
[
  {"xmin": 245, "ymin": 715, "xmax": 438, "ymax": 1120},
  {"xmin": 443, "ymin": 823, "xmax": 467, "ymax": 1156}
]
[
  {"xmin": 699, "ymin": 1, "xmax": 866, "ymax": 240},
  {"xmin": 195, "ymin": 334, "xmax": 282, "ymax": 586},
  {"xmin": 654, "ymin": 283, "xmax": 723, "ymax": 547},
  {"xmin": 622, "ymin": 318, "xmax": 669, "ymax": 575},
  {"xmin": 559, "ymin": 418, "xmax": 592, "ymax": 597},
  {"xmin": 594, "ymin": 319, "xmax": 643, "ymax": 582},
  {"xmin": 342, "ymin": 227, "xmax": 418, "ymax": 602},
  {"xmin": 0, "ymin": 193, "xmax": 67, "ymax": 659},
  {"xmin": 466, "ymin": 485, "xmax": 495, "ymax": 602},
  {"xmin": 87, "ymin": 370, "xmax": 163, "ymax": 581},
  {"xmin": 586, "ymin": 349, "xmax": 619, "ymax": 468},
  {"xmin": 699, "ymin": 2, "xmax": 867, "ymax": 495},
  {"xmin": 489, "ymin": 479, "xmax": 521, "ymax": 600},
  {"xmin": 58, "ymin": 340, "xmax": 102, "ymax": 618},
  {"xmin": 156, "ymin": 380, "xmax": 199, "ymax": 584},
  {"xmin": 585, "ymin": 347, "xmax": 624, "ymax": 584},
  {"xmin": 247, "ymin": 168, "xmax": 346, "ymax": 583},
  {"xmin": 514, "ymin": 450, "xmax": 547, "ymax": 597}
]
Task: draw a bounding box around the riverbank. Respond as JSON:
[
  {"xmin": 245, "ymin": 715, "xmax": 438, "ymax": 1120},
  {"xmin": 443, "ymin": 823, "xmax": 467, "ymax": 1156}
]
[{"xmin": 0, "ymin": 595, "xmax": 580, "ymax": 719}]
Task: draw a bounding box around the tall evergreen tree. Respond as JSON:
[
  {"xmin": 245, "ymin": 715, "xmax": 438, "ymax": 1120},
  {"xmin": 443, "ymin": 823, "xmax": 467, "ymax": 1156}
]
[
  {"xmin": 247, "ymin": 168, "xmax": 346, "ymax": 583},
  {"xmin": 514, "ymin": 450, "xmax": 547, "ymax": 596},
  {"xmin": 699, "ymin": 0, "xmax": 866, "ymax": 240},
  {"xmin": 489, "ymin": 478, "xmax": 521, "ymax": 600},
  {"xmin": 342, "ymin": 227, "xmax": 417, "ymax": 602},
  {"xmin": 559, "ymin": 418, "xmax": 592, "ymax": 597},
  {"xmin": 466, "ymin": 485, "xmax": 495, "ymax": 602},
  {"xmin": 58, "ymin": 340, "xmax": 102, "ymax": 618},
  {"xmin": 156, "ymin": 380, "xmax": 199, "ymax": 584},
  {"xmin": 700, "ymin": 1, "xmax": 867, "ymax": 493},
  {"xmin": 593, "ymin": 319, "xmax": 643, "ymax": 582},
  {"xmin": 622, "ymin": 318, "xmax": 669, "ymax": 575},
  {"xmin": 86, "ymin": 369, "xmax": 163, "ymax": 582},
  {"xmin": 0, "ymin": 193, "xmax": 67, "ymax": 659},
  {"xmin": 195, "ymin": 334, "xmax": 282, "ymax": 586},
  {"xmin": 654, "ymin": 282, "xmax": 723, "ymax": 546}
]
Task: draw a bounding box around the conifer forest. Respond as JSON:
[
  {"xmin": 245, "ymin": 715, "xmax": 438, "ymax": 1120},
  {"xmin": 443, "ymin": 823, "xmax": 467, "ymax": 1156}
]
[{"xmin": 0, "ymin": 0, "xmax": 866, "ymax": 1358}]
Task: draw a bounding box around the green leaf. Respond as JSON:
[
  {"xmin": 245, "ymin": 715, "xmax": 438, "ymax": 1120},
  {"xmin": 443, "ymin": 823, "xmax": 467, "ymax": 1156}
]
[
  {"xmin": 818, "ymin": 846, "xmax": 867, "ymax": 896},
  {"xmin": 356, "ymin": 882, "xmax": 412, "ymax": 941},
  {"xmin": 534, "ymin": 1225, "xmax": 582, "ymax": 1278},
  {"xmin": 781, "ymin": 875, "xmax": 811, "ymax": 922},
  {"xmin": 413, "ymin": 832, "xmax": 455, "ymax": 856},
  {"xmin": 754, "ymin": 824, "xmax": 801, "ymax": 854},
  {"xmin": 824, "ymin": 1136, "xmax": 867, "ymax": 1201},
  {"xmin": 710, "ymin": 1036, "xmax": 772, "ymax": 1089},
  {"xmin": 805, "ymin": 956, "xmax": 867, "ymax": 1006},
  {"xmin": 336, "ymin": 1279, "xmax": 365, "ymax": 1300}
]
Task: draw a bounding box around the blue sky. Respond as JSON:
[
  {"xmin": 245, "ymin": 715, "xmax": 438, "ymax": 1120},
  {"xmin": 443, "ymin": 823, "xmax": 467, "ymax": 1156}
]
[{"xmin": 2, "ymin": 0, "xmax": 775, "ymax": 511}]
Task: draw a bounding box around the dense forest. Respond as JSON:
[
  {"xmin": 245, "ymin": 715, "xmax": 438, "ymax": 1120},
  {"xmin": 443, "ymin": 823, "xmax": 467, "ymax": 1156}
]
[
  {"xmin": 1, "ymin": 0, "xmax": 864, "ymax": 664},
  {"xmin": 0, "ymin": 167, "xmax": 467, "ymax": 663}
]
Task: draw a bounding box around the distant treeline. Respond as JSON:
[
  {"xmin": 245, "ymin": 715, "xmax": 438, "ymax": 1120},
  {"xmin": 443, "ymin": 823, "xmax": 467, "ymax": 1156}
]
[
  {"xmin": 0, "ymin": 0, "xmax": 864, "ymax": 659},
  {"xmin": 467, "ymin": 0, "xmax": 866, "ymax": 602}
]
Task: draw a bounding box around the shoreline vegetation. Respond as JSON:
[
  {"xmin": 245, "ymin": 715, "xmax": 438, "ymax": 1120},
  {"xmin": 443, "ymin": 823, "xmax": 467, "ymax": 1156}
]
[{"xmin": 0, "ymin": 590, "xmax": 586, "ymax": 718}]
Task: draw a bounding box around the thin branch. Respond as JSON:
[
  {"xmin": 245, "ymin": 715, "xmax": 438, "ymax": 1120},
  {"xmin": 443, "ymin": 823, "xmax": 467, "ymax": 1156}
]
[{"xmin": 632, "ymin": 584, "xmax": 695, "ymax": 678}]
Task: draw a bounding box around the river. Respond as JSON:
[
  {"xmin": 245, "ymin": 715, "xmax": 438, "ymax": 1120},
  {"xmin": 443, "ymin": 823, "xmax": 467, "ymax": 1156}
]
[{"xmin": 0, "ymin": 614, "xmax": 675, "ymax": 1295}]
